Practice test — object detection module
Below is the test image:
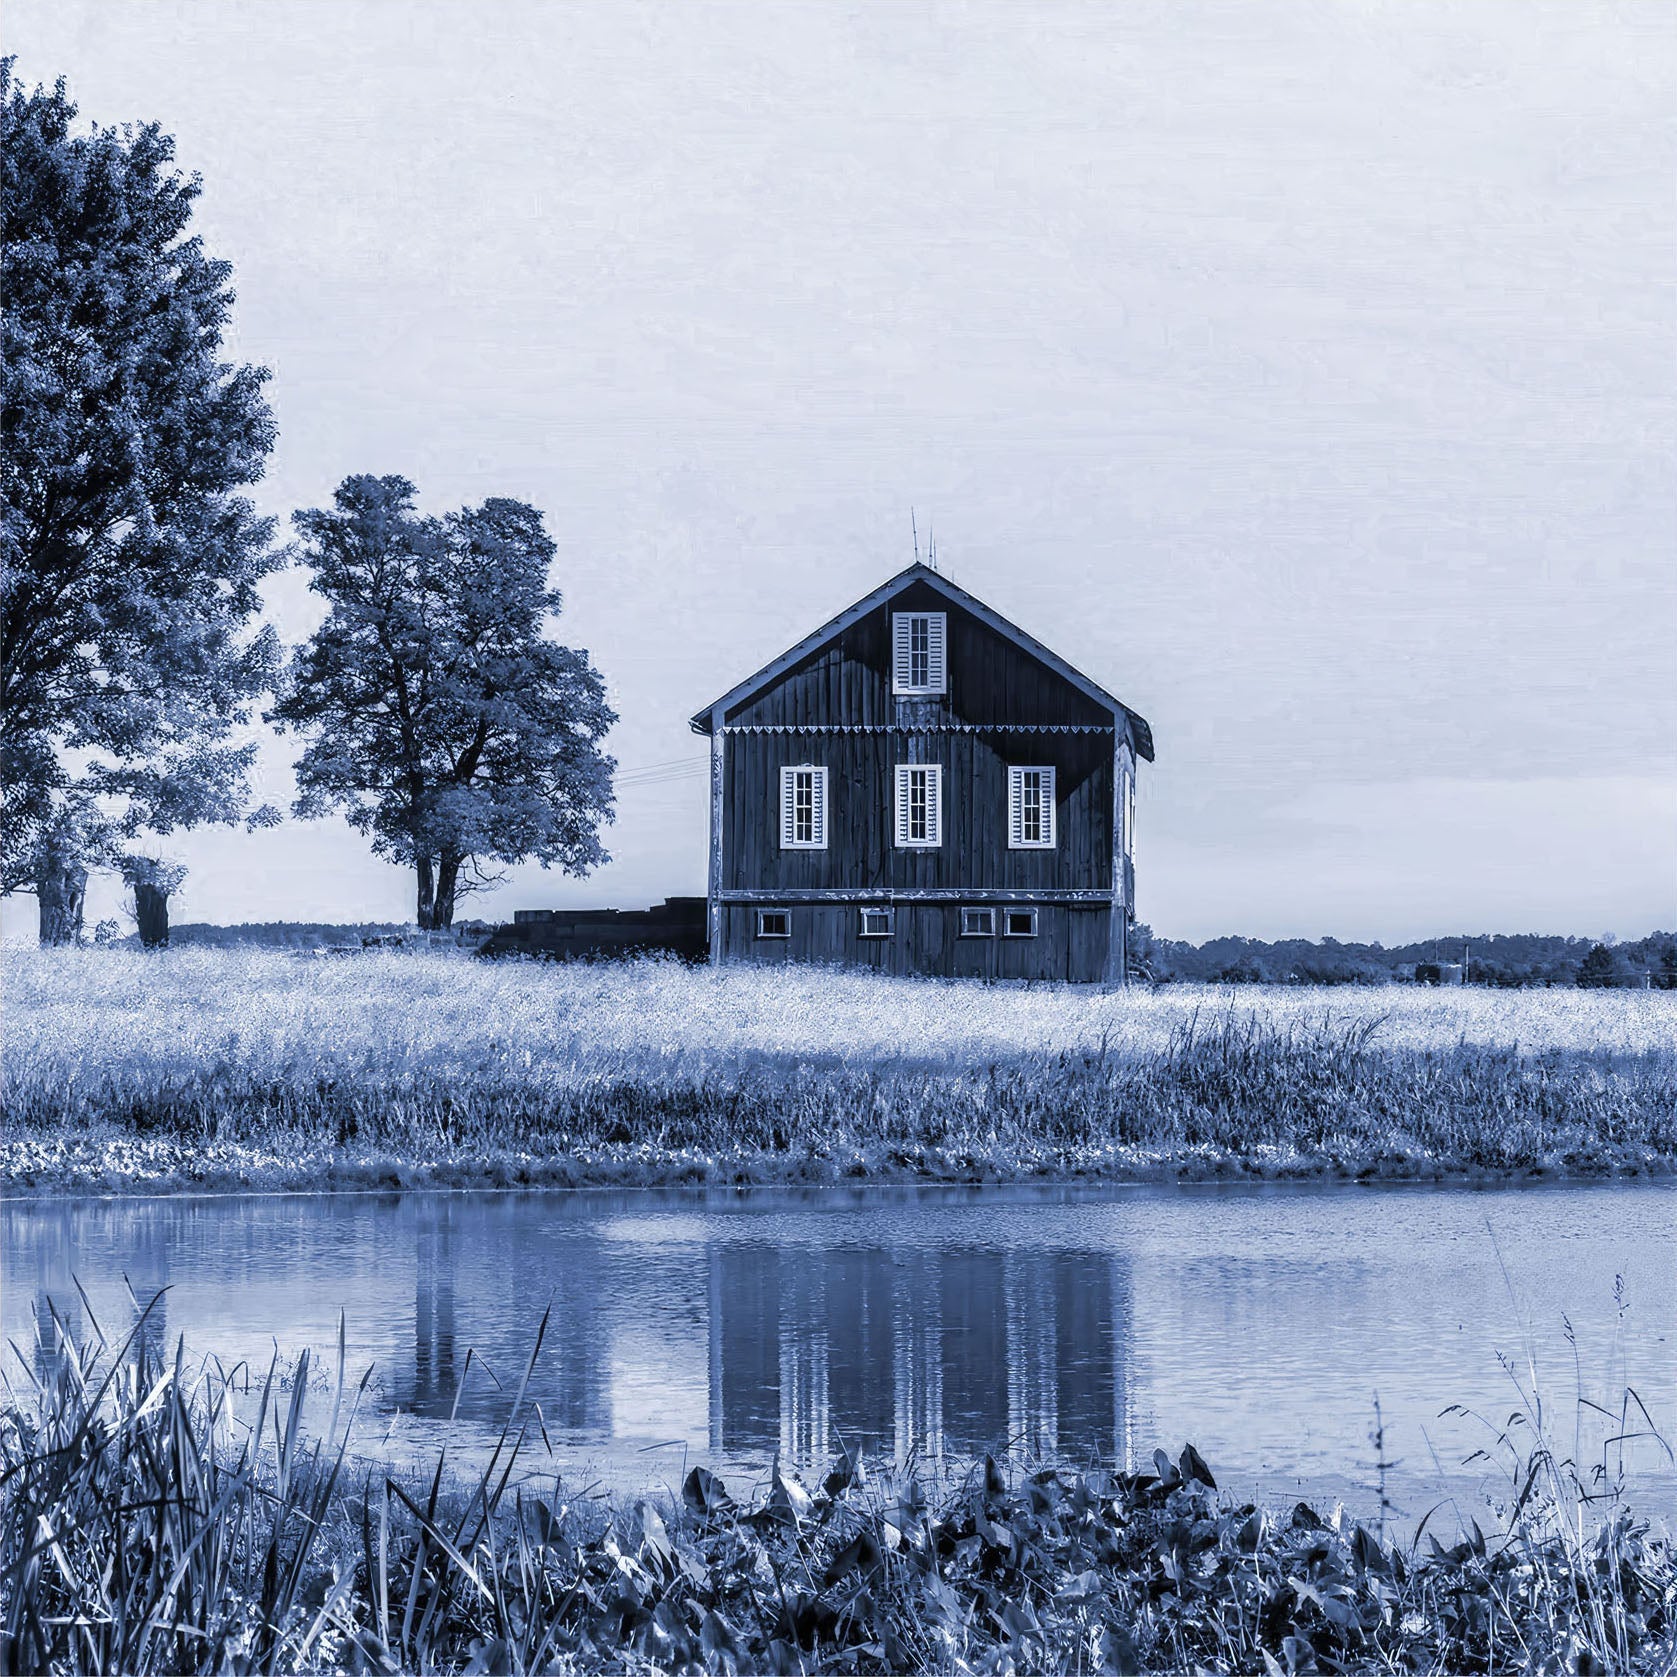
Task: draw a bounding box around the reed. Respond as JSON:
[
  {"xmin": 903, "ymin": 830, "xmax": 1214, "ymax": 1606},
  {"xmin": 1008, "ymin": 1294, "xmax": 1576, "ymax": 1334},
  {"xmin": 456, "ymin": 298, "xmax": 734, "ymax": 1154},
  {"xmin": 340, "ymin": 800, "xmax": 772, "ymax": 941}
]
[
  {"xmin": 4, "ymin": 950, "xmax": 1676, "ymax": 1194},
  {"xmin": 2, "ymin": 1306, "xmax": 1673, "ymax": 1674}
]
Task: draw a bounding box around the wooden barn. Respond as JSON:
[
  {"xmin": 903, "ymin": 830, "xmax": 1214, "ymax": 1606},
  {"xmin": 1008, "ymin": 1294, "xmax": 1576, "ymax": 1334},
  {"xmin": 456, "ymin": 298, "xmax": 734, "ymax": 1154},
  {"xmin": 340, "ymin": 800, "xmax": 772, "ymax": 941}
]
[{"xmin": 689, "ymin": 563, "xmax": 1154, "ymax": 983}]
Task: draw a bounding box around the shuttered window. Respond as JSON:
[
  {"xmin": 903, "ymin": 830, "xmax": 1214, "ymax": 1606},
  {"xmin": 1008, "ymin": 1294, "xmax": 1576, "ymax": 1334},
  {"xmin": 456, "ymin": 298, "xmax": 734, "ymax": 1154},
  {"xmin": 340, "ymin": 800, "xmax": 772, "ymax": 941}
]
[
  {"xmin": 891, "ymin": 612, "xmax": 947, "ymax": 695},
  {"xmin": 779, "ymin": 765, "xmax": 828, "ymax": 849},
  {"xmin": 894, "ymin": 763, "xmax": 942, "ymax": 847},
  {"xmin": 1007, "ymin": 766, "xmax": 1056, "ymax": 849}
]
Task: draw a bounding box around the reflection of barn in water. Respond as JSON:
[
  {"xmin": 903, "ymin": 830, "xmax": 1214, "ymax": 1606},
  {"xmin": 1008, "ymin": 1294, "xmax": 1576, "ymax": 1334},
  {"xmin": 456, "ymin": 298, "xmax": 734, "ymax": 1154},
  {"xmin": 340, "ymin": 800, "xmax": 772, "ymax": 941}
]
[
  {"xmin": 395, "ymin": 1198, "xmax": 611, "ymax": 1432},
  {"xmin": 707, "ymin": 1241, "xmax": 1132, "ymax": 1467}
]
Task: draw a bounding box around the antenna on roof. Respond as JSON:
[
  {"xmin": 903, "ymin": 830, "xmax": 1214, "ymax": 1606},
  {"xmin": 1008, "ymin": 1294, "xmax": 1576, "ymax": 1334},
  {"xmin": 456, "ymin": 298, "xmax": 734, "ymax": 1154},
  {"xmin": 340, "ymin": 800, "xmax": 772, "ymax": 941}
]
[
  {"xmin": 911, "ymin": 508, "xmax": 920, "ymax": 563},
  {"xmin": 928, "ymin": 521, "xmax": 938, "ymax": 573}
]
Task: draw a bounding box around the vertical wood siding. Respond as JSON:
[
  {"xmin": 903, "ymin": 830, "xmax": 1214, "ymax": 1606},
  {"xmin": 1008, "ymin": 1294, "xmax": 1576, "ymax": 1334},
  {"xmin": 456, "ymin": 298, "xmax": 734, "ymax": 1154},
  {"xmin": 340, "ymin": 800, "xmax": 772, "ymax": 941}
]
[
  {"xmin": 724, "ymin": 729, "xmax": 1113, "ymax": 895},
  {"xmin": 721, "ymin": 903, "xmax": 1112, "ymax": 982},
  {"xmin": 723, "ymin": 582, "xmax": 1112, "ymax": 731}
]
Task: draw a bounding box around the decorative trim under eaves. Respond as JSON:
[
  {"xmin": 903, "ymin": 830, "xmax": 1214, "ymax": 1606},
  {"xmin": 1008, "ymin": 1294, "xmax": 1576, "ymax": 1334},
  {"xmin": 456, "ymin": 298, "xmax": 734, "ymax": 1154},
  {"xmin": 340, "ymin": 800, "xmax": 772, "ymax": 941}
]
[
  {"xmin": 717, "ymin": 888, "xmax": 1117, "ymax": 904},
  {"xmin": 719, "ymin": 723, "xmax": 1115, "ymax": 735}
]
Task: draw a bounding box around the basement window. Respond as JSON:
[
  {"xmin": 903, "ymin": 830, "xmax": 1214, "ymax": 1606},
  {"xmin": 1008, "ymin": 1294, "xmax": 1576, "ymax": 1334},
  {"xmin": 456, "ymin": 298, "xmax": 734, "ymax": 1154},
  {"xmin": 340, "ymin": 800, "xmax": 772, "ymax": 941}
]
[
  {"xmin": 858, "ymin": 906, "xmax": 895, "ymax": 938},
  {"xmin": 1002, "ymin": 908, "xmax": 1039, "ymax": 939},
  {"xmin": 755, "ymin": 909, "xmax": 791, "ymax": 939},
  {"xmin": 960, "ymin": 907, "xmax": 996, "ymax": 938}
]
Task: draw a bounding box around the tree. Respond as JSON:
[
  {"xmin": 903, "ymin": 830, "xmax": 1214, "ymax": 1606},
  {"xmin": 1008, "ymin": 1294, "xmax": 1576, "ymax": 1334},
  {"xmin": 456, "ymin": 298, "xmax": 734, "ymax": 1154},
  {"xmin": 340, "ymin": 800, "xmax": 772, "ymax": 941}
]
[
  {"xmin": 0, "ymin": 66, "xmax": 282, "ymax": 915},
  {"xmin": 13, "ymin": 795, "xmax": 117, "ymax": 945},
  {"xmin": 272, "ymin": 476, "xmax": 617, "ymax": 929},
  {"xmin": 1577, "ymin": 943, "xmax": 1616, "ymax": 989},
  {"xmin": 120, "ymin": 854, "xmax": 188, "ymax": 948}
]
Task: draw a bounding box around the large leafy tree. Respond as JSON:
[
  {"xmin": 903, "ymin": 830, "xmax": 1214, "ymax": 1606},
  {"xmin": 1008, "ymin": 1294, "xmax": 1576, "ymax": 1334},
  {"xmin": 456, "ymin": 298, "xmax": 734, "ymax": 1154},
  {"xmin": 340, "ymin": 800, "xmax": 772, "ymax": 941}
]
[
  {"xmin": 0, "ymin": 66, "xmax": 281, "ymax": 940},
  {"xmin": 272, "ymin": 476, "xmax": 616, "ymax": 929}
]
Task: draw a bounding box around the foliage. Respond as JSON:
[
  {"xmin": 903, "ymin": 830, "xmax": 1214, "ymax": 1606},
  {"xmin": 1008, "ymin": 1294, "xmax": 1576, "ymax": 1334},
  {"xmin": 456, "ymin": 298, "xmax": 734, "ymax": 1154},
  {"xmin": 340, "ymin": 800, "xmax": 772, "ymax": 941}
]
[
  {"xmin": 1139, "ymin": 927, "xmax": 1677, "ymax": 990},
  {"xmin": 117, "ymin": 854, "xmax": 189, "ymax": 898},
  {"xmin": 1578, "ymin": 943, "xmax": 1619, "ymax": 990},
  {"xmin": 162, "ymin": 919, "xmax": 415, "ymax": 949},
  {"xmin": 0, "ymin": 65, "xmax": 282, "ymax": 880},
  {"xmin": 3, "ymin": 1308, "xmax": 1674, "ymax": 1674},
  {"xmin": 271, "ymin": 475, "xmax": 616, "ymax": 930},
  {"xmin": 4, "ymin": 952, "xmax": 1676, "ymax": 1194}
]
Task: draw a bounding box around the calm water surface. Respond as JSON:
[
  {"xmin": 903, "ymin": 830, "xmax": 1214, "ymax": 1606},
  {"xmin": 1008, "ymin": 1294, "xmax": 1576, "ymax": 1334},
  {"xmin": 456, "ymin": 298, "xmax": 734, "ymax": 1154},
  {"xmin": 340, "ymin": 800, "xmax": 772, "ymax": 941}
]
[{"xmin": 3, "ymin": 1181, "xmax": 1673, "ymax": 1523}]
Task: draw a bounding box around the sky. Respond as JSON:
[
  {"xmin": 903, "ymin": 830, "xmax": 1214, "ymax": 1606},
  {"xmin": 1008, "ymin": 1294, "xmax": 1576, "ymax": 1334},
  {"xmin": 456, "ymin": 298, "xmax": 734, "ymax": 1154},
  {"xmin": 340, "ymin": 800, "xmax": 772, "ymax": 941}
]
[{"xmin": 9, "ymin": 0, "xmax": 1675, "ymax": 944}]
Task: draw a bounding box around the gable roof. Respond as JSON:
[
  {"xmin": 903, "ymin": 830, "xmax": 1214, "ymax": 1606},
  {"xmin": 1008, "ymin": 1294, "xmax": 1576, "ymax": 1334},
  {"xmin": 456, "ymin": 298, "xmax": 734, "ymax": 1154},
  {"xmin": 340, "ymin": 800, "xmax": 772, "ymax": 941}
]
[{"xmin": 688, "ymin": 562, "xmax": 1154, "ymax": 760}]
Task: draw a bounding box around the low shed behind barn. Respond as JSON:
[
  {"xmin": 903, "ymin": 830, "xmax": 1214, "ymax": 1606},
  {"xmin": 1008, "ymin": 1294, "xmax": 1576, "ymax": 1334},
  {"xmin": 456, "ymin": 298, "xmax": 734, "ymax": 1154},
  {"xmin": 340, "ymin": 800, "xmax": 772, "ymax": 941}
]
[
  {"xmin": 690, "ymin": 563, "xmax": 1153, "ymax": 983},
  {"xmin": 480, "ymin": 898, "xmax": 707, "ymax": 962}
]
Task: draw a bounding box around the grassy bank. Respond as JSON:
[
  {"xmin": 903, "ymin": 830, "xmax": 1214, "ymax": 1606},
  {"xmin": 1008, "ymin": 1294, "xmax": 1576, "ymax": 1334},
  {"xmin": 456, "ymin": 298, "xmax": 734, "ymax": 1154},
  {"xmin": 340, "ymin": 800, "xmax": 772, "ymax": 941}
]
[
  {"xmin": 4, "ymin": 949, "xmax": 1676, "ymax": 1195},
  {"xmin": 4, "ymin": 1316, "xmax": 1673, "ymax": 1674}
]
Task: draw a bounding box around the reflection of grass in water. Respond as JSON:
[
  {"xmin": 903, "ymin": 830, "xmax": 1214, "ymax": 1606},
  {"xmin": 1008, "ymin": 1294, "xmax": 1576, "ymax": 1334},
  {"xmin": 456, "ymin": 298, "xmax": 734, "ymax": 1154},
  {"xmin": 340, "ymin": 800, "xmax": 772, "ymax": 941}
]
[
  {"xmin": 4, "ymin": 1297, "xmax": 1675, "ymax": 1673},
  {"xmin": 5, "ymin": 950, "xmax": 1677, "ymax": 1191}
]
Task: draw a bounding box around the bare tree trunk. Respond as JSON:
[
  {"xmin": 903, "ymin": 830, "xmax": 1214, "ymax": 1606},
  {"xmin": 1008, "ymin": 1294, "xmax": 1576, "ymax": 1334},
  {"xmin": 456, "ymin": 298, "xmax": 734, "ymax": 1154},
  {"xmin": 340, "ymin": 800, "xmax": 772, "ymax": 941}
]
[
  {"xmin": 415, "ymin": 854, "xmax": 437, "ymax": 930},
  {"xmin": 432, "ymin": 853, "xmax": 461, "ymax": 931},
  {"xmin": 133, "ymin": 882, "xmax": 171, "ymax": 948},
  {"xmin": 37, "ymin": 862, "xmax": 87, "ymax": 947}
]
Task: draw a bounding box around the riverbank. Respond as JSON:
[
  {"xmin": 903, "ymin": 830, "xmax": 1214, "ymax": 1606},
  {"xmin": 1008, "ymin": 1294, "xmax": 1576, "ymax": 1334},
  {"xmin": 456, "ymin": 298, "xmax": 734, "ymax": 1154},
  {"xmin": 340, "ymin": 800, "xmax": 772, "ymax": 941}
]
[
  {"xmin": 5, "ymin": 949, "xmax": 1675, "ymax": 1196},
  {"xmin": 5, "ymin": 1327, "xmax": 1671, "ymax": 1674}
]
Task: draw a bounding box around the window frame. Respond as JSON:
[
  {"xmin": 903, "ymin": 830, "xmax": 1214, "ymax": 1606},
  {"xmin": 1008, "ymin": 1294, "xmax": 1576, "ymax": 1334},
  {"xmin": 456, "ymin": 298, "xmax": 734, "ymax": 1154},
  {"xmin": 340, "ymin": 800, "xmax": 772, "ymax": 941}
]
[
  {"xmin": 1007, "ymin": 765, "xmax": 1057, "ymax": 850},
  {"xmin": 755, "ymin": 908, "xmax": 791, "ymax": 939},
  {"xmin": 891, "ymin": 611, "xmax": 948, "ymax": 696},
  {"xmin": 894, "ymin": 762, "xmax": 944, "ymax": 848},
  {"xmin": 959, "ymin": 906, "xmax": 996, "ymax": 938},
  {"xmin": 858, "ymin": 906, "xmax": 895, "ymax": 939},
  {"xmin": 1001, "ymin": 907, "xmax": 1039, "ymax": 939},
  {"xmin": 779, "ymin": 763, "xmax": 828, "ymax": 851}
]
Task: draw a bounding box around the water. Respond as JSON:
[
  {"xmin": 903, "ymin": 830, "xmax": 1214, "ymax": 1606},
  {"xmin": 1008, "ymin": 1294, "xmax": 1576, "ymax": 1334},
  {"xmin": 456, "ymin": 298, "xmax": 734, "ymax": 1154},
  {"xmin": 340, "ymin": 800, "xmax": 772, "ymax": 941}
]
[{"xmin": 3, "ymin": 1181, "xmax": 1673, "ymax": 1523}]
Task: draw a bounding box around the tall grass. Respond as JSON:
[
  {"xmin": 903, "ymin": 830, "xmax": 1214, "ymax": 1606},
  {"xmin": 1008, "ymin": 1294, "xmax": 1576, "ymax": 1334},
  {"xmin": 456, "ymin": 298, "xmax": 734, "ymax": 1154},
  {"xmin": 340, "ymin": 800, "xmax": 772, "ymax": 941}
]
[
  {"xmin": 4, "ymin": 1303, "xmax": 1674, "ymax": 1674},
  {"xmin": 4, "ymin": 949, "xmax": 1676, "ymax": 1193}
]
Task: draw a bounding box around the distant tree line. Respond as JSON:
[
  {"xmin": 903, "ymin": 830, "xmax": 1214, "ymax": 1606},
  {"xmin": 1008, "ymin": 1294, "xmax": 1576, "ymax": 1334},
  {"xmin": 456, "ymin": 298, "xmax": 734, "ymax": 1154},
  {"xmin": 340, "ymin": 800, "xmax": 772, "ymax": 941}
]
[{"xmin": 1129, "ymin": 927, "xmax": 1677, "ymax": 989}]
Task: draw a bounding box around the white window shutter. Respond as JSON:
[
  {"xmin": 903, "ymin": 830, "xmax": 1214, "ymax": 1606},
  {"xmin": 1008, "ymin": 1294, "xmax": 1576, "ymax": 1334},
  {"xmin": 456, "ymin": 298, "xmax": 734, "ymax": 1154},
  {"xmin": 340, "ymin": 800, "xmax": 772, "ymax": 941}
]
[
  {"xmin": 1042, "ymin": 766, "xmax": 1056, "ymax": 848},
  {"xmin": 812, "ymin": 766, "xmax": 827, "ymax": 848},
  {"xmin": 894, "ymin": 765, "xmax": 911, "ymax": 846},
  {"xmin": 927, "ymin": 613, "xmax": 947, "ymax": 693},
  {"xmin": 926, "ymin": 764, "xmax": 943, "ymax": 845},
  {"xmin": 780, "ymin": 767, "xmax": 797, "ymax": 849},
  {"xmin": 892, "ymin": 614, "xmax": 911, "ymax": 692},
  {"xmin": 1008, "ymin": 766, "xmax": 1024, "ymax": 849}
]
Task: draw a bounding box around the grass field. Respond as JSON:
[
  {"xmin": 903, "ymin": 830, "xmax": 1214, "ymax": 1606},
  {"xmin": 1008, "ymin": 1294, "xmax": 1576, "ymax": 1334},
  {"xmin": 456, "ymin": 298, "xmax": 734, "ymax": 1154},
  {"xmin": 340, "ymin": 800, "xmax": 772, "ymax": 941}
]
[{"xmin": 4, "ymin": 949, "xmax": 1676, "ymax": 1194}]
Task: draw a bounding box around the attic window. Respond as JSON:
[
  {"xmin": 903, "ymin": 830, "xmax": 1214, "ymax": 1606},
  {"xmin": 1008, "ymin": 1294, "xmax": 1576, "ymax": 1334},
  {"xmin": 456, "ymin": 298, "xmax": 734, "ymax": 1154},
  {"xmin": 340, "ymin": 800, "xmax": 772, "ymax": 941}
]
[
  {"xmin": 779, "ymin": 765, "xmax": 828, "ymax": 850},
  {"xmin": 1007, "ymin": 766, "xmax": 1056, "ymax": 850},
  {"xmin": 892, "ymin": 612, "xmax": 947, "ymax": 696}
]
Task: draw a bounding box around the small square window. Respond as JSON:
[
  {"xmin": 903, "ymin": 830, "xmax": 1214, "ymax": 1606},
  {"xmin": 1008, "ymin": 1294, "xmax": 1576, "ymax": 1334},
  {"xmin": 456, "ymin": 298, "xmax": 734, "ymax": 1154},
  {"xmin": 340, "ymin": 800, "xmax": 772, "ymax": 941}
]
[
  {"xmin": 858, "ymin": 906, "xmax": 894, "ymax": 938},
  {"xmin": 960, "ymin": 907, "xmax": 996, "ymax": 938},
  {"xmin": 1002, "ymin": 908, "xmax": 1038, "ymax": 938},
  {"xmin": 756, "ymin": 909, "xmax": 791, "ymax": 939}
]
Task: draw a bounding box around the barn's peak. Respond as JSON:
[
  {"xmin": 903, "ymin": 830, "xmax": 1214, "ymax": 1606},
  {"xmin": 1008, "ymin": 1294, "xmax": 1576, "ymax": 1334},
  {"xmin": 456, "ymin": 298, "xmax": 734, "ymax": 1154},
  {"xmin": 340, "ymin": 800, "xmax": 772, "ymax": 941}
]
[{"xmin": 689, "ymin": 561, "xmax": 1153, "ymax": 759}]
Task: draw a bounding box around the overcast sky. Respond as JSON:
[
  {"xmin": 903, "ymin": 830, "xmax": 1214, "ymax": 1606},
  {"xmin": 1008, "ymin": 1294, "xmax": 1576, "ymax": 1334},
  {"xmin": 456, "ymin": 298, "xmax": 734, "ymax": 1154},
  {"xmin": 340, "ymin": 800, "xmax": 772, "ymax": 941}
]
[{"xmin": 11, "ymin": 0, "xmax": 1675, "ymax": 943}]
